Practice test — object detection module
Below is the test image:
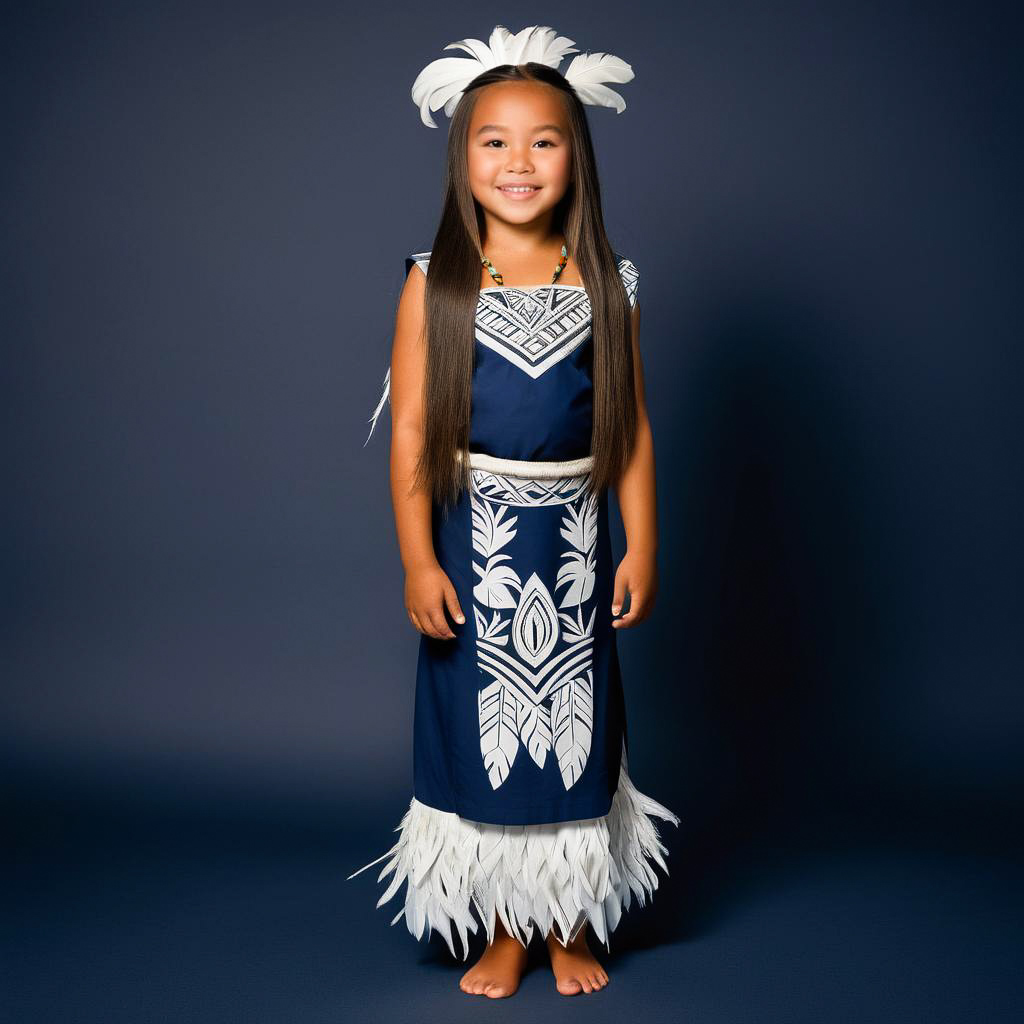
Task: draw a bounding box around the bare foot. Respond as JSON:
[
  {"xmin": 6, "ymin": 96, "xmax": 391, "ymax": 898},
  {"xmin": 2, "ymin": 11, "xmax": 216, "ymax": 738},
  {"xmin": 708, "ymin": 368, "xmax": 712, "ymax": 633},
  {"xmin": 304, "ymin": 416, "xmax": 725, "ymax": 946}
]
[
  {"xmin": 546, "ymin": 924, "xmax": 609, "ymax": 995},
  {"xmin": 459, "ymin": 918, "xmax": 529, "ymax": 998}
]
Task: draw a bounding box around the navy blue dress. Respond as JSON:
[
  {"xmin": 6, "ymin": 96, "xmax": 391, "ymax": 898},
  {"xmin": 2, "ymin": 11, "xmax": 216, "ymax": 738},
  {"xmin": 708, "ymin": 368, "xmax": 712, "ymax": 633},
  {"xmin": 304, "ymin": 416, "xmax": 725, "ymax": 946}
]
[{"xmin": 409, "ymin": 251, "xmax": 641, "ymax": 826}]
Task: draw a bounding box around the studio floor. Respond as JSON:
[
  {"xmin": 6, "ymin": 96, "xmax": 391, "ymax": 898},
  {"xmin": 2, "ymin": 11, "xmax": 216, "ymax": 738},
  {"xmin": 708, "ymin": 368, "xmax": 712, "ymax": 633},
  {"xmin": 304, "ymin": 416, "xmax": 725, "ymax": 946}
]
[{"xmin": 5, "ymin": 785, "xmax": 1020, "ymax": 1024}]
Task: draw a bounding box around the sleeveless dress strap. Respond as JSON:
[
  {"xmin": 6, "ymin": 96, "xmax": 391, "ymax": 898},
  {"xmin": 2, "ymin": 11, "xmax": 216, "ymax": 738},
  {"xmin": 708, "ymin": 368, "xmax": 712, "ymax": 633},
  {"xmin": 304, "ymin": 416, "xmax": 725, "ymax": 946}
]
[{"xmin": 615, "ymin": 255, "xmax": 640, "ymax": 309}]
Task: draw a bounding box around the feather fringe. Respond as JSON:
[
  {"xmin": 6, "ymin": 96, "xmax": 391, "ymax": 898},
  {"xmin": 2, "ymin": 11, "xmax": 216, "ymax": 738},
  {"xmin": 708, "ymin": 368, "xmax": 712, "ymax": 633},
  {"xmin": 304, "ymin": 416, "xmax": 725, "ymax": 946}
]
[{"xmin": 346, "ymin": 747, "xmax": 680, "ymax": 960}]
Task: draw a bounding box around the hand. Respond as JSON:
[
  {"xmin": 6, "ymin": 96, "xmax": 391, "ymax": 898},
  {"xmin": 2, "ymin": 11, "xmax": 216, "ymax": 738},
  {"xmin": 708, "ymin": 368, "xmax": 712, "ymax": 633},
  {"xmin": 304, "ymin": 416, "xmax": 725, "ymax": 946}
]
[
  {"xmin": 611, "ymin": 548, "xmax": 658, "ymax": 629},
  {"xmin": 405, "ymin": 560, "xmax": 465, "ymax": 639}
]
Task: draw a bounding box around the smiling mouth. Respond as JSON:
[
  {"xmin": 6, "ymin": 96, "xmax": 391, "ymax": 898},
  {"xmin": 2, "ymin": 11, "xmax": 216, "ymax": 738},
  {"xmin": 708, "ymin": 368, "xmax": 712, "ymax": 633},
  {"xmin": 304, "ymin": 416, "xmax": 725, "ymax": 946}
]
[{"xmin": 497, "ymin": 185, "xmax": 542, "ymax": 200}]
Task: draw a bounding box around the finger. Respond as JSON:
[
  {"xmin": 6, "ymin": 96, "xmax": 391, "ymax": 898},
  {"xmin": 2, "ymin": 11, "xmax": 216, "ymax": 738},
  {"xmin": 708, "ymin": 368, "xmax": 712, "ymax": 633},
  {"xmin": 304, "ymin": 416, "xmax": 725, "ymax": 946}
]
[
  {"xmin": 425, "ymin": 602, "xmax": 455, "ymax": 639},
  {"xmin": 409, "ymin": 608, "xmax": 424, "ymax": 634},
  {"xmin": 411, "ymin": 604, "xmax": 442, "ymax": 638},
  {"xmin": 611, "ymin": 574, "xmax": 628, "ymax": 616},
  {"xmin": 613, "ymin": 591, "xmax": 644, "ymax": 628},
  {"xmin": 443, "ymin": 582, "xmax": 466, "ymax": 626}
]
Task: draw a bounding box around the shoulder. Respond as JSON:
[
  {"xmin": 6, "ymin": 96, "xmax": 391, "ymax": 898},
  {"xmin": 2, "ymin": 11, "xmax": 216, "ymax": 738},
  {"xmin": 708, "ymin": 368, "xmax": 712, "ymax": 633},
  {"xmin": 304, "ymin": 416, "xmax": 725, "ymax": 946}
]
[
  {"xmin": 405, "ymin": 250, "xmax": 431, "ymax": 278},
  {"xmin": 613, "ymin": 252, "xmax": 640, "ymax": 309}
]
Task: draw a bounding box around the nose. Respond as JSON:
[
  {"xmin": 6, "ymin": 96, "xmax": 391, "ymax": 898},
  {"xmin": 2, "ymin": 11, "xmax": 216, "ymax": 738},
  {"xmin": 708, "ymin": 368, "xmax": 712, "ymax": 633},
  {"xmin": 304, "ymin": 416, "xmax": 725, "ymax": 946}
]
[{"xmin": 505, "ymin": 146, "xmax": 534, "ymax": 173}]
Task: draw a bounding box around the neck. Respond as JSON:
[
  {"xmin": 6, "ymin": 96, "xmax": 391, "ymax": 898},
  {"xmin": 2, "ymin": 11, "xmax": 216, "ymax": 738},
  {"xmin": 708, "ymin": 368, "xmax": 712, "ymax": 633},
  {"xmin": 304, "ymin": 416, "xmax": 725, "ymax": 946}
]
[{"xmin": 480, "ymin": 213, "xmax": 561, "ymax": 256}]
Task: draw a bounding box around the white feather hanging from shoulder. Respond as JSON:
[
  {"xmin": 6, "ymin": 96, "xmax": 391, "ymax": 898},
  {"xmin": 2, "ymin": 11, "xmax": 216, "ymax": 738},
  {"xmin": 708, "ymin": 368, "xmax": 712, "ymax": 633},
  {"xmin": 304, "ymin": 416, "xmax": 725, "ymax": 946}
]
[
  {"xmin": 346, "ymin": 741, "xmax": 680, "ymax": 960},
  {"xmin": 364, "ymin": 366, "xmax": 390, "ymax": 446}
]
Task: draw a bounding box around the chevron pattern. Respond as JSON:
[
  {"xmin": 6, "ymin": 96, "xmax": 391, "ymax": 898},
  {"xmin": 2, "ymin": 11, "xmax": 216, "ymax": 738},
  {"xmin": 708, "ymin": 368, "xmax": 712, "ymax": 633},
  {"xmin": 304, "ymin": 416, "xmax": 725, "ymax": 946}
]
[
  {"xmin": 401, "ymin": 251, "xmax": 640, "ymax": 380},
  {"xmin": 476, "ymin": 286, "xmax": 593, "ymax": 377}
]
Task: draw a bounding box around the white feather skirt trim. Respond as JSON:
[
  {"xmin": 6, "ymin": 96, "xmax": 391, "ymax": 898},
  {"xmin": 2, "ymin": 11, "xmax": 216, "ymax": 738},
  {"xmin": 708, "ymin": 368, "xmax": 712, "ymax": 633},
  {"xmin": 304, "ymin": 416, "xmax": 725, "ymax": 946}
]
[{"xmin": 346, "ymin": 746, "xmax": 680, "ymax": 960}]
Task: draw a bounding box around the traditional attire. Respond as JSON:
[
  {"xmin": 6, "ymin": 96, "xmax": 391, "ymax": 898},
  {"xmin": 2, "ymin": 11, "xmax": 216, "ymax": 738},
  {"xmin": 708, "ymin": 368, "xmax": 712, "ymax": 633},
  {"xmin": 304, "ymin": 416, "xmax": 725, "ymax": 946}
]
[{"xmin": 349, "ymin": 251, "xmax": 680, "ymax": 960}]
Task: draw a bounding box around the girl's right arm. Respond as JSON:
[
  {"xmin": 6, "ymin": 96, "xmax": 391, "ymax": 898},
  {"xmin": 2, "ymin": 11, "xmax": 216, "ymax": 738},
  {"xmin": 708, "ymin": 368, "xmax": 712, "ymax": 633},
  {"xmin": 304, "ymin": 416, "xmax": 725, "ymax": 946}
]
[{"xmin": 388, "ymin": 264, "xmax": 466, "ymax": 640}]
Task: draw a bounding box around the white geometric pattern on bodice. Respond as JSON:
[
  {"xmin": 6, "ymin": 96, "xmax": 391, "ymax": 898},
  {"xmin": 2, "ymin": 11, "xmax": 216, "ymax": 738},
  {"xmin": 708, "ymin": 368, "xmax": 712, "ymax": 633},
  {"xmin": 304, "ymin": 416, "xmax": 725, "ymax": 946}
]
[
  {"xmin": 407, "ymin": 251, "xmax": 639, "ymax": 380},
  {"xmin": 476, "ymin": 287, "xmax": 593, "ymax": 378}
]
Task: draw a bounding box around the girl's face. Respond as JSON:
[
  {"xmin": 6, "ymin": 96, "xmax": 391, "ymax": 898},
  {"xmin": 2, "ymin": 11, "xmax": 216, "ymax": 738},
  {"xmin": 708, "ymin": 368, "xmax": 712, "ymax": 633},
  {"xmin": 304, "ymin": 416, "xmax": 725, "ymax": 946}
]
[{"xmin": 467, "ymin": 81, "xmax": 573, "ymax": 230}]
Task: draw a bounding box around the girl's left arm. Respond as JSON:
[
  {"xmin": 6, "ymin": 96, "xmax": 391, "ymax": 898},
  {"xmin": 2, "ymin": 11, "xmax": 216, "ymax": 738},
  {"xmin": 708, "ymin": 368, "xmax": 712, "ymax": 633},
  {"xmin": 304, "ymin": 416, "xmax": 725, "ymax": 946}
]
[{"xmin": 611, "ymin": 304, "xmax": 658, "ymax": 628}]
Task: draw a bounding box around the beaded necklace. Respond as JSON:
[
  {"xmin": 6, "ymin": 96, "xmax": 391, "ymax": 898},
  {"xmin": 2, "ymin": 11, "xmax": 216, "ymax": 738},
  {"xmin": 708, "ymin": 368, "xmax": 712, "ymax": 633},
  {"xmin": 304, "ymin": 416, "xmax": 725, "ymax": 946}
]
[{"xmin": 480, "ymin": 242, "xmax": 569, "ymax": 287}]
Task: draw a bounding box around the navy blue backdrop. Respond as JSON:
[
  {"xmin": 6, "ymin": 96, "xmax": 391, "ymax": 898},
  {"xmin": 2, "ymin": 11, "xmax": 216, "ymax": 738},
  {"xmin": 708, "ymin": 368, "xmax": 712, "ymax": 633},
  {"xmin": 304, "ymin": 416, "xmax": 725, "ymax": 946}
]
[{"xmin": 3, "ymin": 2, "xmax": 1021, "ymax": 1021}]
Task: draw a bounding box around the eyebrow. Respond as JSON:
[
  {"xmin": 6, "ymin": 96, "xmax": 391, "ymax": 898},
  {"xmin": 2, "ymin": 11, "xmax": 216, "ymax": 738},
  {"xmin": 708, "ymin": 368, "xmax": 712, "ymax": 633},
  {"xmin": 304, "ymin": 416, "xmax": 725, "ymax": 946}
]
[{"xmin": 474, "ymin": 123, "xmax": 565, "ymax": 136}]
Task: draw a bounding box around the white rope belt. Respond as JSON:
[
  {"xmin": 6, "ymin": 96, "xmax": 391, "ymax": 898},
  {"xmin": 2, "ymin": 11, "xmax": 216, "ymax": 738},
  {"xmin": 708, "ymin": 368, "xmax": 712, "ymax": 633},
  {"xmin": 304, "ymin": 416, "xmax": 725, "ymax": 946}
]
[{"xmin": 455, "ymin": 449, "xmax": 594, "ymax": 479}]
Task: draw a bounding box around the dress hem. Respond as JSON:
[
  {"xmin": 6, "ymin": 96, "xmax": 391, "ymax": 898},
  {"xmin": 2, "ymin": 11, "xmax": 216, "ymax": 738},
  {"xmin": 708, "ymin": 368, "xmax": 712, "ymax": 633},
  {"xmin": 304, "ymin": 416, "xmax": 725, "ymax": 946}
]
[
  {"xmin": 411, "ymin": 786, "xmax": 615, "ymax": 826},
  {"xmin": 346, "ymin": 743, "xmax": 680, "ymax": 960}
]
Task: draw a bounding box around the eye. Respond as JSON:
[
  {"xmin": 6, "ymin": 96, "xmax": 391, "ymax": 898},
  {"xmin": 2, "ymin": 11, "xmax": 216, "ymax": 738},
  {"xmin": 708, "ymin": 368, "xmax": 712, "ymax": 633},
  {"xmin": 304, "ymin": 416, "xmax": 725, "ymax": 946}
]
[{"xmin": 482, "ymin": 139, "xmax": 557, "ymax": 148}]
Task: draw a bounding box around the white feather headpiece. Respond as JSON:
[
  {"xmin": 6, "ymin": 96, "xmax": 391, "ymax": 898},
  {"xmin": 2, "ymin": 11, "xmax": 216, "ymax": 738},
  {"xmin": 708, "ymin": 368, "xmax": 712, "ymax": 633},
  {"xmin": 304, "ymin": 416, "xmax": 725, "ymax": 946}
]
[{"xmin": 411, "ymin": 24, "xmax": 635, "ymax": 128}]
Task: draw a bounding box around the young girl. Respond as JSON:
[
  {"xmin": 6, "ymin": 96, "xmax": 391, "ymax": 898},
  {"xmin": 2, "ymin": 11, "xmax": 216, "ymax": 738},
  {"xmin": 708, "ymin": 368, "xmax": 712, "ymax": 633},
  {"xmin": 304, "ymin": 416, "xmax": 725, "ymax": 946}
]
[{"xmin": 349, "ymin": 24, "xmax": 679, "ymax": 998}]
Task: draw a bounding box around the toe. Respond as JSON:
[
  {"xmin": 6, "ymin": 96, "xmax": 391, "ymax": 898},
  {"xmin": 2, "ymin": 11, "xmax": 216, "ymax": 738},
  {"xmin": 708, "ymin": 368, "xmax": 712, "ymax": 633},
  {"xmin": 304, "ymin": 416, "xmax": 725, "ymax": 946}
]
[{"xmin": 557, "ymin": 978, "xmax": 583, "ymax": 996}]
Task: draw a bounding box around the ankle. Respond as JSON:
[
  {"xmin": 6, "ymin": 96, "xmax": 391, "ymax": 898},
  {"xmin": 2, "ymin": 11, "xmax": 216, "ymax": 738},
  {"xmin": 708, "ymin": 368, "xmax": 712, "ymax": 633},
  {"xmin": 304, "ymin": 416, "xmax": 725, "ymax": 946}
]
[
  {"xmin": 547, "ymin": 926, "xmax": 588, "ymax": 950},
  {"xmin": 489, "ymin": 920, "xmax": 527, "ymax": 950}
]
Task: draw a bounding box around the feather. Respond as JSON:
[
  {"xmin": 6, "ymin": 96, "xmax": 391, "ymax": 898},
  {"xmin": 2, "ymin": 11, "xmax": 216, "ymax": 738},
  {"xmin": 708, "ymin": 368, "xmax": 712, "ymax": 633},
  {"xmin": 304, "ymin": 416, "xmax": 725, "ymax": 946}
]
[
  {"xmin": 562, "ymin": 52, "xmax": 635, "ymax": 113},
  {"xmin": 478, "ymin": 680, "xmax": 521, "ymax": 788},
  {"xmin": 517, "ymin": 700, "xmax": 552, "ymax": 769},
  {"xmin": 551, "ymin": 670, "xmax": 594, "ymax": 789},
  {"xmin": 363, "ymin": 366, "xmax": 390, "ymax": 446},
  {"xmin": 410, "ymin": 25, "xmax": 633, "ymax": 129},
  {"xmin": 413, "ymin": 27, "xmax": 581, "ymax": 127},
  {"xmin": 346, "ymin": 741, "xmax": 679, "ymax": 959}
]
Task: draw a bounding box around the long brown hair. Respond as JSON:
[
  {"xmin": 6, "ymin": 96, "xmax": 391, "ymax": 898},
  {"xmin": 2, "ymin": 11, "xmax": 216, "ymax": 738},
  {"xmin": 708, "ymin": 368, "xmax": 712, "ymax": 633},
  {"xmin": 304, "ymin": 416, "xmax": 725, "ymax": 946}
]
[{"xmin": 413, "ymin": 63, "xmax": 637, "ymax": 513}]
